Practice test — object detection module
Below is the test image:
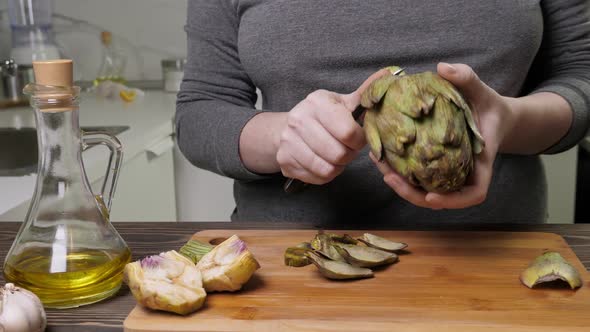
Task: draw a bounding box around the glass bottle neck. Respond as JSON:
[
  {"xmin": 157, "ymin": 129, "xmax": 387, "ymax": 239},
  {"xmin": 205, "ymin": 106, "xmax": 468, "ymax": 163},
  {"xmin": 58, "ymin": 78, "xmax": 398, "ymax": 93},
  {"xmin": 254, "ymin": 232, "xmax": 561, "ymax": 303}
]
[
  {"xmin": 23, "ymin": 83, "xmax": 83, "ymax": 177},
  {"xmin": 34, "ymin": 108, "xmax": 82, "ymax": 177}
]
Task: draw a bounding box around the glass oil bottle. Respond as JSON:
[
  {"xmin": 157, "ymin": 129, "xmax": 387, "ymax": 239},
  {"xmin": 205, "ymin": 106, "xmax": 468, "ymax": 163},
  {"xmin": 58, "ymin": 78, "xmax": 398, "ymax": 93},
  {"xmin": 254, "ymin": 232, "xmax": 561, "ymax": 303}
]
[{"xmin": 3, "ymin": 59, "xmax": 131, "ymax": 308}]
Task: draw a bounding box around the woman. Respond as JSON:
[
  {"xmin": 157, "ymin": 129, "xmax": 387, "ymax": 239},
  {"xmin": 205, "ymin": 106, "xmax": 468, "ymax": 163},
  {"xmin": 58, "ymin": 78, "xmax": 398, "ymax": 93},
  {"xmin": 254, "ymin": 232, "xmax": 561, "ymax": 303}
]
[{"xmin": 176, "ymin": 0, "xmax": 590, "ymax": 225}]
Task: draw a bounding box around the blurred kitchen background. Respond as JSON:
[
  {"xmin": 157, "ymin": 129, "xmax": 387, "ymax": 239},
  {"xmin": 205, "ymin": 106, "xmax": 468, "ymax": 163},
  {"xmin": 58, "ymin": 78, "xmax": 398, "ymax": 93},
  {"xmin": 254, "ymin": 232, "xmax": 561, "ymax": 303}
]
[{"xmin": 0, "ymin": 0, "xmax": 588, "ymax": 223}]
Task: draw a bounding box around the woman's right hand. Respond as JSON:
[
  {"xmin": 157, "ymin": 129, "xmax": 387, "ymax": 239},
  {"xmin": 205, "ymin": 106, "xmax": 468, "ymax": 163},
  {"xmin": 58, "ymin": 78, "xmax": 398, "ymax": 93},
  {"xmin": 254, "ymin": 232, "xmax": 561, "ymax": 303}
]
[{"xmin": 275, "ymin": 89, "xmax": 367, "ymax": 185}]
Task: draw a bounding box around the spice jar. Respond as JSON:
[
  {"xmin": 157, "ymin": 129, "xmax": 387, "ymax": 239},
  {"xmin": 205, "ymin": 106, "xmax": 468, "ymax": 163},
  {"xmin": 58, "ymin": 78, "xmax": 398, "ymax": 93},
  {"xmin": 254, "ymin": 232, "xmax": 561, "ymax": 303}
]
[{"xmin": 161, "ymin": 59, "xmax": 186, "ymax": 93}]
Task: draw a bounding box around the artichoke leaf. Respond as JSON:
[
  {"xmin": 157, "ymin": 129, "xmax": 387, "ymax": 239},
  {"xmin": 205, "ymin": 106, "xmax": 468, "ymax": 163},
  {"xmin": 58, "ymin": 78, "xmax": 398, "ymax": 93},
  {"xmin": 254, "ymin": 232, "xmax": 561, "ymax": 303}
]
[
  {"xmin": 327, "ymin": 233, "xmax": 359, "ymax": 245},
  {"xmin": 306, "ymin": 251, "xmax": 373, "ymax": 280},
  {"xmin": 430, "ymin": 97, "xmax": 466, "ymax": 147},
  {"xmin": 296, "ymin": 242, "xmax": 313, "ymax": 250},
  {"xmin": 375, "ymin": 105, "xmax": 416, "ymax": 156},
  {"xmin": 431, "ymin": 74, "xmax": 485, "ymax": 153},
  {"xmin": 364, "ymin": 110, "xmax": 384, "ymax": 161},
  {"xmin": 358, "ymin": 233, "xmax": 408, "ymax": 252},
  {"xmin": 311, "ymin": 233, "xmax": 346, "ymax": 262},
  {"xmin": 361, "ymin": 74, "xmax": 397, "ymax": 109},
  {"xmin": 384, "ymin": 153, "xmax": 414, "ymax": 184},
  {"xmin": 315, "ymin": 247, "xmax": 346, "ymax": 262},
  {"xmin": 520, "ymin": 252, "xmax": 583, "ymax": 290},
  {"xmin": 284, "ymin": 247, "xmax": 312, "ymax": 267},
  {"xmin": 360, "ymin": 66, "xmax": 405, "ymax": 109},
  {"xmin": 334, "ymin": 244, "xmax": 398, "ymax": 268},
  {"xmin": 463, "ymin": 108, "xmax": 485, "ymax": 154},
  {"xmin": 383, "ymin": 74, "xmax": 437, "ymax": 119}
]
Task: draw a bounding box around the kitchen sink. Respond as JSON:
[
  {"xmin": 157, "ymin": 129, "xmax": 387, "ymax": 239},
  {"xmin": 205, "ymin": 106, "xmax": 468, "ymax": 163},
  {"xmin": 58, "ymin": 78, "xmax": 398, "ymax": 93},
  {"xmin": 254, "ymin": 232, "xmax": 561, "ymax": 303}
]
[{"xmin": 0, "ymin": 126, "xmax": 129, "ymax": 176}]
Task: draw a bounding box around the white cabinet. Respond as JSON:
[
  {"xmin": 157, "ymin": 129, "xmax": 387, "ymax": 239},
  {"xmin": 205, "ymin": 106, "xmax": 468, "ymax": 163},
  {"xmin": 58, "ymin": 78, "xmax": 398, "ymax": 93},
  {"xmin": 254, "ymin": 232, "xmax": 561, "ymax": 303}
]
[
  {"xmin": 173, "ymin": 144, "xmax": 235, "ymax": 222},
  {"xmin": 0, "ymin": 136, "xmax": 177, "ymax": 222},
  {"xmin": 94, "ymin": 135, "xmax": 177, "ymax": 222}
]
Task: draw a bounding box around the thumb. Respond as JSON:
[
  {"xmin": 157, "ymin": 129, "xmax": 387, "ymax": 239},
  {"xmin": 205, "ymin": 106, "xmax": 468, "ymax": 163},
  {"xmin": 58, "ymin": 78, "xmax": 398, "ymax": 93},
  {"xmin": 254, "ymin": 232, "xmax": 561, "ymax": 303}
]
[
  {"xmin": 342, "ymin": 67, "xmax": 394, "ymax": 111},
  {"xmin": 437, "ymin": 63, "xmax": 492, "ymax": 104}
]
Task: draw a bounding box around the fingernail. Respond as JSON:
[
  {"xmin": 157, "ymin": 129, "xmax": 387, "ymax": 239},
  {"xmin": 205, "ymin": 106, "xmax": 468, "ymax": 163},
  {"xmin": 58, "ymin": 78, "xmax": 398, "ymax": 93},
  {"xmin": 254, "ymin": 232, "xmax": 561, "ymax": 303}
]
[{"xmin": 441, "ymin": 62, "xmax": 456, "ymax": 74}]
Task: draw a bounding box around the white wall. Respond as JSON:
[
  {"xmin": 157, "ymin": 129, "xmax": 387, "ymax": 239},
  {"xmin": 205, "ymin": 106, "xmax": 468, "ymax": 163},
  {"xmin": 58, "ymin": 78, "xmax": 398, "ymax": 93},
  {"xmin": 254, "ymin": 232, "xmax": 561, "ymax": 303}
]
[{"xmin": 0, "ymin": 0, "xmax": 188, "ymax": 81}]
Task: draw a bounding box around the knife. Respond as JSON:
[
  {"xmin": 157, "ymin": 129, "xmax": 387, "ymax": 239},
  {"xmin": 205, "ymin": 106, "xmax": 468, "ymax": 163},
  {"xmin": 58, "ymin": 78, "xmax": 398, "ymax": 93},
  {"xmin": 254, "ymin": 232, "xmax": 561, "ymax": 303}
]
[{"xmin": 283, "ymin": 67, "xmax": 405, "ymax": 194}]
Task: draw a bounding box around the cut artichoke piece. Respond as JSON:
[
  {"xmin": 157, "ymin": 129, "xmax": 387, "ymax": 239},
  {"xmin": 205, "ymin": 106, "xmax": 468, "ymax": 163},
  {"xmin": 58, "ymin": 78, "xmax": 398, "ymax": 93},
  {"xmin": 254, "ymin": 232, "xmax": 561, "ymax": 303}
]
[
  {"xmin": 520, "ymin": 252, "xmax": 583, "ymax": 290},
  {"xmin": 306, "ymin": 251, "xmax": 373, "ymax": 280},
  {"xmin": 296, "ymin": 242, "xmax": 313, "ymax": 250},
  {"xmin": 196, "ymin": 235, "xmax": 260, "ymax": 292},
  {"xmin": 124, "ymin": 250, "xmax": 207, "ymax": 315},
  {"xmin": 179, "ymin": 239, "xmax": 215, "ymax": 264},
  {"xmin": 334, "ymin": 244, "xmax": 398, "ymax": 268},
  {"xmin": 310, "ymin": 233, "xmax": 326, "ymax": 250},
  {"xmin": 284, "ymin": 247, "xmax": 312, "ymax": 267},
  {"xmin": 328, "ymin": 233, "xmax": 359, "ymax": 245},
  {"xmin": 358, "ymin": 233, "xmax": 408, "ymax": 252},
  {"xmin": 361, "ymin": 68, "xmax": 485, "ymax": 193},
  {"xmin": 311, "ymin": 233, "xmax": 345, "ymax": 262}
]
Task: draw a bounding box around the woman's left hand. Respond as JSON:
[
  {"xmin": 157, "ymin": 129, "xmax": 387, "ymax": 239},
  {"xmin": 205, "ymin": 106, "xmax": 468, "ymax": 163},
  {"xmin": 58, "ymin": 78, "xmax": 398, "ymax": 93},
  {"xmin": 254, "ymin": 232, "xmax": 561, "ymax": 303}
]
[{"xmin": 371, "ymin": 62, "xmax": 515, "ymax": 210}]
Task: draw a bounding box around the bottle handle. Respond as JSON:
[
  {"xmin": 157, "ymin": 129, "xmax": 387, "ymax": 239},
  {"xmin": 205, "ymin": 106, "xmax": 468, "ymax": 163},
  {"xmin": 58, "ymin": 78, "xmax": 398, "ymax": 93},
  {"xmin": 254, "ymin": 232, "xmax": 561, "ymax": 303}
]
[{"xmin": 82, "ymin": 131, "xmax": 123, "ymax": 214}]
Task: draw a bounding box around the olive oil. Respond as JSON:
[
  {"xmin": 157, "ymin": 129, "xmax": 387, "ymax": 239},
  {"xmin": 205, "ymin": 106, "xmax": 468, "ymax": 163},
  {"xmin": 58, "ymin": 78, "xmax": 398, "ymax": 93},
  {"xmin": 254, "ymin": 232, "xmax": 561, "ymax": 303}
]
[{"xmin": 4, "ymin": 247, "xmax": 131, "ymax": 308}]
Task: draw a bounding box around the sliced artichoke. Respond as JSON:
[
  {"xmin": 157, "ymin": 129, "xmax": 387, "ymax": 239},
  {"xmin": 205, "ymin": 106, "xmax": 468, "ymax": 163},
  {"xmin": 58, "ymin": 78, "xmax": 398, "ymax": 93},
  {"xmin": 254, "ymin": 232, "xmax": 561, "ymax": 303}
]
[
  {"xmin": 334, "ymin": 244, "xmax": 398, "ymax": 268},
  {"xmin": 310, "ymin": 233, "xmax": 326, "ymax": 251},
  {"xmin": 296, "ymin": 242, "xmax": 313, "ymax": 250},
  {"xmin": 306, "ymin": 251, "xmax": 373, "ymax": 280},
  {"xmin": 124, "ymin": 250, "xmax": 207, "ymax": 315},
  {"xmin": 311, "ymin": 233, "xmax": 345, "ymax": 262},
  {"xmin": 328, "ymin": 233, "xmax": 359, "ymax": 245},
  {"xmin": 284, "ymin": 247, "xmax": 312, "ymax": 267},
  {"xmin": 520, "ymin": 252, "xmax": 583, "ymax": 290},
  {"xmin": 358, "ymin": 233, "xmax": 408, "ymax": 252},
  {"xmin": 179, "ymin": 239, "xmax": 215, "ymax": 264},
  {"xmin": 196, "ymin": 235, "xmax": 260, "ymax": 292}
]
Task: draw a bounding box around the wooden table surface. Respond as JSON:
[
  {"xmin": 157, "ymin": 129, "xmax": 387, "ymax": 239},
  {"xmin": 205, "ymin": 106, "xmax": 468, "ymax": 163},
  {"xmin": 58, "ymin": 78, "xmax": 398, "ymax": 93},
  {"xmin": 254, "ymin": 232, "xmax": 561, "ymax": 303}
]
[{"xmin": 1, "ymin": 221, "xmax": 589, "ymax": 332}]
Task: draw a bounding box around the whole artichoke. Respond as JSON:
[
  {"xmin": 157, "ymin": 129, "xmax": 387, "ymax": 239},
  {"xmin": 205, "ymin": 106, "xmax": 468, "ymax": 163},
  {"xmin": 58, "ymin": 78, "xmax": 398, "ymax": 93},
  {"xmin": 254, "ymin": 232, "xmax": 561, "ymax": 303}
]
[{"xmin": 361, "ymin": 67, "xmax": 485, "ymax": 193}]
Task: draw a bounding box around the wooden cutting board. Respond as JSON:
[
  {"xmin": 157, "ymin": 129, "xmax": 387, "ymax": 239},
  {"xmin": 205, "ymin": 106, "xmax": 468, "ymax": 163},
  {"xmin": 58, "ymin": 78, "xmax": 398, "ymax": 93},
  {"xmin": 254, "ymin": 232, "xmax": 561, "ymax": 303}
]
[{"xmin": 124, "ymin": 230, "xmax": 590, "ymax": 332}]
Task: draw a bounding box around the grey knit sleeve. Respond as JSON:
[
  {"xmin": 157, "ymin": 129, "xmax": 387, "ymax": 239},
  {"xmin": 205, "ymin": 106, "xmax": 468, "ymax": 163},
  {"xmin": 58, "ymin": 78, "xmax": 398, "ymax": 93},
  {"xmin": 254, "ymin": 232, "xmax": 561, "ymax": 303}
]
[
  {"xmin": 175, "ymin": 0, "xmax": 267, "ymax": 180},
  {"xmin": 527, "ymin": 0, "xmax": 590, "ymax": 154}
]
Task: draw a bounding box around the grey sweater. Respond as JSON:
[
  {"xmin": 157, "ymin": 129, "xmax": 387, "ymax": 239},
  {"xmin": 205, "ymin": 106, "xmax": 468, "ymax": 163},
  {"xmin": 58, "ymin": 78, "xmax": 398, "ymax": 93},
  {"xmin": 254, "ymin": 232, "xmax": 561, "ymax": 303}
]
[{"xmin": 176, "ymin": 0, "xmax": 590, "ymax": 225}]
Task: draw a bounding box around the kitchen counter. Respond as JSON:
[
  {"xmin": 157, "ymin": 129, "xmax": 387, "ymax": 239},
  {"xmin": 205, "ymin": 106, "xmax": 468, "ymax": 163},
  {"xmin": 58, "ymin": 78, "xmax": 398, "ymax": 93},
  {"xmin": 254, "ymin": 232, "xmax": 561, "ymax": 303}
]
[
  {"xmin": 0, "ymin": 90, "xmax": 177, "ymax": 217},
  {"xmin": 0, "ymin": 221, "xmax": 588, "ymax": 332}
]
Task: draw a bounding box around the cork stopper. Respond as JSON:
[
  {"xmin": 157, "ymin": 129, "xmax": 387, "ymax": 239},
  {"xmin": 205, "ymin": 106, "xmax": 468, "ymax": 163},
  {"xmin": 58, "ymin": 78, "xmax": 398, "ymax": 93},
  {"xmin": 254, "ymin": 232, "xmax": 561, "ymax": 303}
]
[
  {"xmin": 32, "ymin": 59, "xmax": 73, "ymax": 87},
  {"xmin": 30, "ymin": 60, "xmax": 77, "ymax": 112}
]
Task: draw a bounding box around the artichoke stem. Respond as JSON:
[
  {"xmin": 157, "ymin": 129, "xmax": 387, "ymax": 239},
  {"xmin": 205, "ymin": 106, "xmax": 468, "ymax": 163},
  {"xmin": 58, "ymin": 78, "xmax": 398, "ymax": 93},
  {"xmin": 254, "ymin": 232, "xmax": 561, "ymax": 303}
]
[{"xmin": 180, "ymin": 240, "xmax": 215, "ymax": 264}]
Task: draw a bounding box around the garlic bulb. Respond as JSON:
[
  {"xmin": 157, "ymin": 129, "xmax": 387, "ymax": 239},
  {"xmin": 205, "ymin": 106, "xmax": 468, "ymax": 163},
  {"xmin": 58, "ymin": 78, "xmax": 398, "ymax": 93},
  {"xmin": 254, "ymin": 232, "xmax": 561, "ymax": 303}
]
[{"xmin": 0, "ymin": 283, "xmax": 47, "ymax": 332}]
